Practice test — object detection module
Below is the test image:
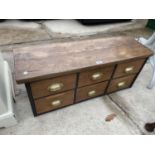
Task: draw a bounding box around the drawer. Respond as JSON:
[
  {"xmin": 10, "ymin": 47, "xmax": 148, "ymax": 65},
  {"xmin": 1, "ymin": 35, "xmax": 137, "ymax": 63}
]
[
  {"xmin": 31, "ymin": 74, "xmax": 76, "ymax": 99},
  {"xmin": 76, "ymin": 81, "xmax": 108, "ymax": 102},
  {"xmin": 107, "ymin": 75, "xmax": 136, "ymax": 93},
  {"xmin": 78, "ymin": 65, "xmax": 114, "ymax": 87},
  {"xmin": 113, "ymin": 59, "xmax": 145, "ymax": 78},
  {"xmin": 34, "ymin": 90, "xmax": 74, "ymax": 114}
]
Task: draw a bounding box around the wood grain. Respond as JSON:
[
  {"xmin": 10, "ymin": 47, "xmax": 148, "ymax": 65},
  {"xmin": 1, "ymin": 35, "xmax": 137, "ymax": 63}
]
[
  {"xmin": 13, "ymin": 36, "xmax": 153, "ymax": 84},
  {"xmin": 78, "ymin": 65, "xmax": 114, "ymax": 87},
  {"xmin": 31, "ymin": 74, "xmax": 76, "ymax": 99},
  {"xmin": 34, "ymin": 90, "xmax": 74, "ymax": 114},
  {"xmin": 113, "ymin": 58, "xmax": 145, "ymax": 78},
  {"xmin": 76, "ymin": 81, "xmax": 108, "ymax": 102},
  {"xmin": 13, "ymin": 36, "xmax": 153, "ymax": 116},
  {"xmin": 107, "ymin": 75, "xmax": 136, "ymax": 93}
]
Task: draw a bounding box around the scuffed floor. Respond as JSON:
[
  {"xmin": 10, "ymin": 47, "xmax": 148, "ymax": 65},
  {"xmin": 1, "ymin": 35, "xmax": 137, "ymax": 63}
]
[{"xmin": 0, "ymin": 19, "xmax": 154, "ymax": 135}]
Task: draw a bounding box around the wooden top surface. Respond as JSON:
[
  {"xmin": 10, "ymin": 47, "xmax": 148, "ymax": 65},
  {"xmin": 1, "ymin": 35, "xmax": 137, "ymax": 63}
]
[{"xmin": 13, "ymin": 36, "xmax": 153, "ymax": 84}]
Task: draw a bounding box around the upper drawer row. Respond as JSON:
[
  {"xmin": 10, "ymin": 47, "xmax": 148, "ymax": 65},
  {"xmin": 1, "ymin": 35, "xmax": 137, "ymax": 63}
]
[
  {"xmin": 31, "ymin": 66, "xmax": 113, "ymax": 99},
  {"xmin": 31, "ymin": 59, "xmax": 145, "ymax": 99}
]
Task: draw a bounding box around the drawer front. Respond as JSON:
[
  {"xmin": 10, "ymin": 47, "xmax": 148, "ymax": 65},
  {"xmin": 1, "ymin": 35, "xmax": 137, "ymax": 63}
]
[
  {"xmin": 107, "ymin": 75, "xmax": 136, "ymax": 93},
  {"xmin": 78, "ymin": 65, "xmax": 114, "ymax": 87},
  {"xmin": 35, "ymin": 90, "xmax": 74, "ymax": 114},
  {"xmin": 31, "ymin": 74, "xmax": 76, "ymax": 99},
  {"xmin": 113, "ymin": 59, "xmax": 145, "ymax": 78},
  {"xmin": 76, "ymin": 81, "xmax": 108, "ymax": 102}
]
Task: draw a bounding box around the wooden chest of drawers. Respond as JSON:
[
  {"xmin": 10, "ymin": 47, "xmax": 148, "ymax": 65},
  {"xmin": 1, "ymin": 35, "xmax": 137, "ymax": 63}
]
[{"xmin": 13, "ymin": 37, "xmax": 153, "ymax": 116}]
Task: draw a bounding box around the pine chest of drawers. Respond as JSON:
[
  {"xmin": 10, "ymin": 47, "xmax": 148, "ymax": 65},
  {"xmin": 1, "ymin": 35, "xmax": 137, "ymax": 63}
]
[{"xmin": 13, "ymin": 37, "xmax": 153, "ymax": 116}]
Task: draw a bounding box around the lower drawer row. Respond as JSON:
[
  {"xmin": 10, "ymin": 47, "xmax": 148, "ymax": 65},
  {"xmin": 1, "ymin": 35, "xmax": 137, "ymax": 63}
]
[{"xmin": 34, "ymin": 75, "xmax": 135, "ymax": 114}]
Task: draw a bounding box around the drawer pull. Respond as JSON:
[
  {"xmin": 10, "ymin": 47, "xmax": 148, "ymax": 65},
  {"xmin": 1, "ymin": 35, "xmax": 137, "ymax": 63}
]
[
  {"xmin": 125, "ymin": 67, "xmax": 134, "ymax": 73},
  {"xmin": 88, "ymin": 90, "xmax": 96, "ymax": 97},
  {"xmin": 48, "ymin": 83, "xmax": 64, "ymax": 92},
  {"xmin": 51, "ymin": 100, "xmax": 62, "ymax": 106},
  {"xmin": 91, "ymin": 72, "xmax": 103, "ymax": 80},
  {"xmin": 117, "ymin": 82, "xmax": 126, "ymax": 88}
]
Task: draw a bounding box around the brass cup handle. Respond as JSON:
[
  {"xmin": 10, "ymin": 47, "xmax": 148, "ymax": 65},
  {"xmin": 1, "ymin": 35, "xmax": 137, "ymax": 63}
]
[
  {"xmin": 125, "ymin": 66, "xmax": 134, "ymax": 73},
  {"xmin": 51, "ymin": 100, "xmax": 62, "ymax": 106},
  {"xmin": 91, "ymin": 72, "xmax": 103, "ymax": 80},
  {"xmin": 117, "ymin": 81, "xmax": 126, "ymax": 88},
  {"xmin": 88, "ymin": 90, "xmax": 96, "ymax": 97},
  {"xmin": 48, "ymin": 83, "xmax": 64, "ymax": 92}
]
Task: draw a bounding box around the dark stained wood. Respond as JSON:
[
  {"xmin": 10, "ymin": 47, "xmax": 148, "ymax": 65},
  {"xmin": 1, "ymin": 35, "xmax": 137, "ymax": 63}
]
[
  {"xmin": 13, "ymin": 36, "xmax": 153, "ymax": 84},
  {"xmin": 35, "ymin": 90, "xmax": 74, "ymax": 114},
  {"xmin": 25, "ymin": 83, "xmax": 37, "ymax": 116},
  {"xmin": 76, "ymin": 81, "xmax": 108, "ymax": 102},
  {"xmin": 113, "ymin": 59, "xmax": 146, "ymax": 78},
  {"xmin": 31, "ymin": 74, "xmax": 76, "ymax": 99},
  {"xmin": 107, "ymin": 75, "xmax": 136, "ymax": 93},
  {"xmin": 78, "ymin": 65, "xmax": 114, "ymax": 87}
]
